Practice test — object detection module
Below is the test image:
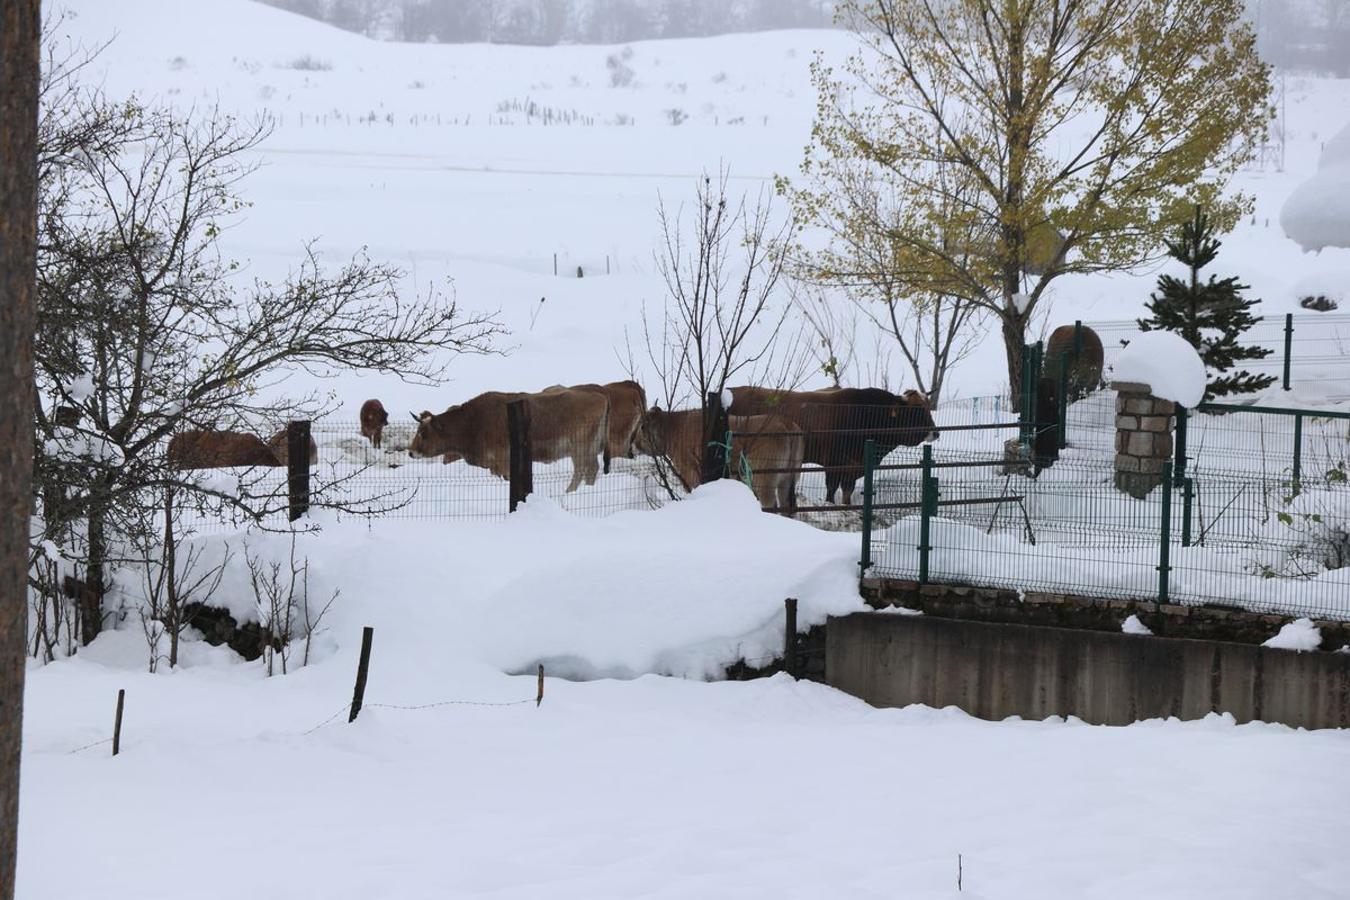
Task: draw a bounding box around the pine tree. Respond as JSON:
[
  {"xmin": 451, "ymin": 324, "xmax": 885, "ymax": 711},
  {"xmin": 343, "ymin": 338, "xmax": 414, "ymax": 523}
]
[{"xmin": 1138, "ymin": 207, "xmax": 1276, "ymax": 401}]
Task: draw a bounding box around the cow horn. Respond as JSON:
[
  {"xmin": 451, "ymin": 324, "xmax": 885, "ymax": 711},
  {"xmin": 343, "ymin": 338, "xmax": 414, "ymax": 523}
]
[{"xmin": 410, "ymin": 411, "xmax": 420, "ymax": 422}]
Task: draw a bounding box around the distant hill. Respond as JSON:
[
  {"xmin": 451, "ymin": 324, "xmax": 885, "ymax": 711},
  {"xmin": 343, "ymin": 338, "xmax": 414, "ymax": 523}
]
[{"xmin": 259, "ymin": 0, "xmax": 838, "ymax": 45}]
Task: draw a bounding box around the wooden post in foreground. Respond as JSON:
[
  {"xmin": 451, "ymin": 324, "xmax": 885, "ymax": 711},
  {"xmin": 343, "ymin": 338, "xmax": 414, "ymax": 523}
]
[
  {"xmin": 349, "ymin": 627, "xmax": 374, "ymax": 723},
  {"xmin": 536, "ymin": 664, "xmax": 545, "ymax": 707},
  {"xmin": 112, "ymin": 689, "xmax": 125, "ymax": 756},
  {"xmin": 783, "ymin": 598, "xmax": 798, "ymax": 678},
  {"xmin": 286, "ymin": 419, "xmax": 311, "ymax": 522},
  {"xmin": 507, "ymin": 399, "xmax": 533, "ymax": 513}
]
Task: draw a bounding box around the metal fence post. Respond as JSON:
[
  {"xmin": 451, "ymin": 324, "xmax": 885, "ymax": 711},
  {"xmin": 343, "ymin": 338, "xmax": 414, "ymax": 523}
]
[
  {"xmin": 859, "ymin": 438, "xmax": 876, "ymax": 581},
  {"xmin": 1158, "ymin": 461, "xmax": 1173, "ymax": 604},
  {"xmin": 701, "ymin": 390, "xmax": 729, "ymax": 485},
  {"xmin": 1173, "ymin": 405, "xmax": 1188, "ymax": 484},
  {"xmin": 1292, "ymin": 412, "xmax": 1303, "ymax": 494},
  {"xmin": 918, "ymin": 443, "xmax": 935, "ymax": 585},
  {"xmin": 287, "ymin": 419, "xmax": 311, "ymax": 522},
  {"xmin": 507, "ymin": 399, "xmax": 533, "ymax": 513},
  {"xmin": 1057, "ymin": 351, "xmax": 1070, "ymax": 449},
  {"xmin": 1181, "ymin": 477, "xmax": 1194, "ymax": 547},
  {"xmin": 1282, "ymin": 312, "xmax": 1293, "ymax": 391}
]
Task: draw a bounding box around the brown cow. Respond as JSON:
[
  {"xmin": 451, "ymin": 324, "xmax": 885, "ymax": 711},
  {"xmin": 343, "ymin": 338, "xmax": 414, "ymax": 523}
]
[
  {"xmin": 543, "ymin": 380, "xmax": 647, "ymax": 473},
  {"xmin": 729, "ymin": 386, "xmax": 937, "ymax": 505},
  {"xmin": 634, "ymin": 408, "xmax": 803, "ymax": 514},
  {"xmin": 167, "ymin": 430, "xmax": 282, "ymax": 469},
  {"xmin": 409, "ymin": 388, "xmax": 608, "ymax": 493},
  {"xmin": 359, "ymin": 399, "xmax": 389, "ymax": 449},
  {"xmin": 1044, "ymin": 324, "xmax": 1104, "ymax": 401},
  {"xmin": 266, "ymin": 429, "xmax": 319, "ymax": 467}
]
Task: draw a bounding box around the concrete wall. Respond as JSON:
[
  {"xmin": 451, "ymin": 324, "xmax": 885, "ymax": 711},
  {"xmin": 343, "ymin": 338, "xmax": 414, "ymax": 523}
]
[{"xmin": 826, "ymin": 613, "xmax": 1350, "ymax": 729}]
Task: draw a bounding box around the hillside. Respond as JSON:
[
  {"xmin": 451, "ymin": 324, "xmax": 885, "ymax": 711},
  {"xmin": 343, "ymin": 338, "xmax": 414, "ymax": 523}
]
[{"xmin": 50, "ymin": 0, "xmax": 1350, "ymax": 413}]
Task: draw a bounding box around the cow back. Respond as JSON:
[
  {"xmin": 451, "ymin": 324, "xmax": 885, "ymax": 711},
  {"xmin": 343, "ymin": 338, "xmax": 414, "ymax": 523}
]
[{"xmin": 167, "ymin": 430, "xmax": 283, "ymax": 469}]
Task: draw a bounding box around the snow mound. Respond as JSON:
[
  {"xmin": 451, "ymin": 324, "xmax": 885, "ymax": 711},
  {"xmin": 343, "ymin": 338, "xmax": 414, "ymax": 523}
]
[
  {"xmin": 1121, "ymin": 614, "xmax": 1153, "ymax": 635},
  {"xmin": 1112, "ymin": 331, "xmax": 1207, "ymax": 407},
  {"xmin": 1282, "ymin": 121, "xmax": 1350, "ymax": 252},
  {"xmin": 153, "ymin": 479, "xmax": 865, "ymax": 680},
  {"xmin": 1262, "ymin": 617, "xmax": 1322, "ymax": 652}
]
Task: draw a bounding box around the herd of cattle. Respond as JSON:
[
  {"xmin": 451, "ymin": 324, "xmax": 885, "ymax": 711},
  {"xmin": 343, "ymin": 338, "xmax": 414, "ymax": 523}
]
[{"xmin": 165, "ymin": 381, "xmax": 939, "ymax": 513}]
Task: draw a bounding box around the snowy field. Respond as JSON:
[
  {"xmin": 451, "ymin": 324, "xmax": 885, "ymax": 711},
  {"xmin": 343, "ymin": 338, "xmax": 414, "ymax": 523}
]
[{"xmin": 19, "ymin": 1, "xmax": 1350, "ymax": 897}]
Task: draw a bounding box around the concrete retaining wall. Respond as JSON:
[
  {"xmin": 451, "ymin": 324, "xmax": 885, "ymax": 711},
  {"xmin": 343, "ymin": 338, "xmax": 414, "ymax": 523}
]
[{"xmin": 826, "ymin": 613, "xmax": 1350, "ymax": 729}]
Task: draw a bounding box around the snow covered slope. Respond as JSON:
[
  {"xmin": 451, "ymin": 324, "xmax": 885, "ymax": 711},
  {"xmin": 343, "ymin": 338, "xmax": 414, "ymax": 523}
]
[{"xmin": 48, "ymin": 0, "xmax": 1350, "ymax": 412}]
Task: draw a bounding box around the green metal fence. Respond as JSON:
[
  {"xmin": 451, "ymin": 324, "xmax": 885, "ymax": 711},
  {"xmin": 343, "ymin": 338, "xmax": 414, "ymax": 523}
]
[{"xmin": 859, "ymin": 441, "xmax": 1350, "ymax": 622}]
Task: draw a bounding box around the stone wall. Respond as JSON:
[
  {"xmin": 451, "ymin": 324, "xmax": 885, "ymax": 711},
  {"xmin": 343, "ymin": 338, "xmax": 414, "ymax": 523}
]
[
  {"xmin": 1112, "ymin": 380, "xmax": 1176, "ymax": 497},
  {"xmin": 826, "ymin": 612, "xmax": 1350, "ymax": 729}
]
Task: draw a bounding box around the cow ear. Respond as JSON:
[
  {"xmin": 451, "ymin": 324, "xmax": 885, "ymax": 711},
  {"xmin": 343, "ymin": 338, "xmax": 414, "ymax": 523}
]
[{"xmin": 419, "ymin": 411, "xmax": 433, "ymax": 423}]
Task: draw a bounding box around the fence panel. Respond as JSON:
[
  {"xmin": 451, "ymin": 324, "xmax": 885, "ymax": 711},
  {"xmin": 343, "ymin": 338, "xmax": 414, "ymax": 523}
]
[{"xmin": 865, "ymin": 447, "xmax": 1350, "ymax": 621}]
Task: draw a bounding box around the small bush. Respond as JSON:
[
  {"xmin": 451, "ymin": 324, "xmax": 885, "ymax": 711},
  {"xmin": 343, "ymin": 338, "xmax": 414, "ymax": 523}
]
[
  {"xmin": 665, "ymin": 108, "xmax": 688, "ymax": 126},
  {"xmin": 606, "ymin": 48, "xmax": 635, "ymax": 87},
  {"xmin": 283, "ymin": 54, "xmax": 332, "ymax": 72},
  {"xmin": 168, "ymin": 55, "xmax": 188, "ymax": 71}
]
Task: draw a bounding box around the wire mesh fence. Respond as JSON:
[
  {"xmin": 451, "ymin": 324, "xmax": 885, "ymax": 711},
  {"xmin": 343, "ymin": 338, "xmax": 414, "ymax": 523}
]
[
  {"xmin": 864, "ymin": 446, "xmax": 1350, "ymax": 621},
  {"xmin": 173, "ymin": 417, "xmax": 668, "ymax": 534},
  {"xmin": 1086, "ymin": 312, "xmax": 1350, "ymax": 401}
]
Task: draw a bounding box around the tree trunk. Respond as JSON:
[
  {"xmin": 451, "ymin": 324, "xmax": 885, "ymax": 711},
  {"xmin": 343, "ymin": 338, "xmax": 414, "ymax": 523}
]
[
  {"xmin": 1003, "ymin": 314, "xmax": 1026, "ymax": 405},
  {"xmin": 82, "ymin": 504, "xmax": 108, "ymax": 646},
  {"xmin": 0, "ymin": 3, "xmax": 42, "ymax": 897}
]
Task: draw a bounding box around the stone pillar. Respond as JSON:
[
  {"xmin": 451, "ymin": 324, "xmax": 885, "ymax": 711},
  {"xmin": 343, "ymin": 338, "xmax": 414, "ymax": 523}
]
[{"xmin": 1112, "ymin": 381, "xmax": 1175, "ymax": 498}]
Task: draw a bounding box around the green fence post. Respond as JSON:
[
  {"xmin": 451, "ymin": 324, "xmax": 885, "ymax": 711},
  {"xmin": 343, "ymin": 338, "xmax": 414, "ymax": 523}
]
[
  {"xmin": 1158, "ymin": 461, "xmax": 1173, "ymax": 604},
  {"xmin": 1181, "ymin": 477, "xmax": 1194, "ymax": 547},
  {"xmin": 859, "ymin": 438, "xmax": 876, "ymax": 582},
  {"xmin": 1072, "ymin": 320, "xmax": 1084, "ymax": 357},
  {"xmin": 918, "ymin": 443, "xmax": 934, "ymax": 585},
  {"xmin": 1292, "ymin": 413, "xmax": 1303, "ymax": 494},
  {"xmin": 1282, "ymin": 313, "xmax": 1293, "ymax": 391},
  {"xmin": 1057, "ymin": 351, "xmax": 1070, "ymax": 450},
  {"xmin": 1174, "ymin": 405, "xmax": 1188, "ymax": 483}
]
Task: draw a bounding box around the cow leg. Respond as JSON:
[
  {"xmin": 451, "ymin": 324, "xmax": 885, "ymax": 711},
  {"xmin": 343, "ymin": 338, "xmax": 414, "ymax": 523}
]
[
  {"xmin": 840, "ymin": 475, "xmax": 857, "ymax": 506},
  {"xmin": 824, "ymin": 468, "xmax": 839, "ymax": 504},
  {"xmin": 602, "ymin": 444, "xmax": 611, "ymax": 476},
  {"xmin": 564, "ymin": 460, "xmax": 584, "ymax": 493}
]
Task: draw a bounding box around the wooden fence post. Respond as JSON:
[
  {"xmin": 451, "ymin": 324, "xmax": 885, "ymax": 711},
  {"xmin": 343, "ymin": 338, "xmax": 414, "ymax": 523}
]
[
  {"xmin": 783, "ymin": 598, "xmax": 798, "ymax": 678},
  {"xmin": 348, "ymin": 627, "xmax": 374, "ymax": 723},
  {"xmin": 112, "ymin": 688, "xmax": 125, "ymax": 756},
  {"xmin": 536, "ymin": 664, "xmax": 545, "ymax": 707},
  {"xmin": 507, "ymin": 399, "xmax": 533, "ymax": 513},
  {"xmin": 287, "ymin": 419, "xmax": 311, "ymax": 522},
  {"xmin": 700, "ymin": 390, "xmax": 729, "ymax": 486}
]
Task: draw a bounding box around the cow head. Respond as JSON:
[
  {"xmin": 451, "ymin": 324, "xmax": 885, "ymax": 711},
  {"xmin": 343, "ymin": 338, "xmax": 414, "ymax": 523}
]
[
  {"xmin": 633, "ymin": 407, "xmax": 668, "ymax": 457},
  {"xmin": 407, "ymin": 410, "xmax": 440, "ymax": 459},
  {"xmin": 899, "ymin": 390, "xmax": 939, "ymax": 445}
]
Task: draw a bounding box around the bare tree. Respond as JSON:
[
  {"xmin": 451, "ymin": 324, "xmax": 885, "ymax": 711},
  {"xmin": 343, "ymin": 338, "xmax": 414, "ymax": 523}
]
[
  {"xmin": 246, "ymin": 533, "xmax": 336, "ymax": 676},
  {"xmin": 0, "ymin": 3, "xmax": 40, "ymax": 897},
  {"xmin": 32, "ymin": 61, "xmax": 503, "ymax": 645},
  {"xmin": 627, "ymin": 168, "xmax": 807, "ymax": 411},
  {"xmin": 135, "ymin": 492, "xmax": 229, "ymax": 672}
]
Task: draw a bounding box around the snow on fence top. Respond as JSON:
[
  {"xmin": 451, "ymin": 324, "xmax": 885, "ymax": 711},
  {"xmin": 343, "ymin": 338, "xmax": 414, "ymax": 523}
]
[{"xmin": 1111, "ymin": 331, "xmax": 1206, "ymax": 406}]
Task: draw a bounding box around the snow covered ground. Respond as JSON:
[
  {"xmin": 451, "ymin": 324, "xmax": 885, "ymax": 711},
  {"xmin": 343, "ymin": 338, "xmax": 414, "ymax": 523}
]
[{"xmin": 19, "ymin": 2, "xmax": 1350, "ymax": 897}]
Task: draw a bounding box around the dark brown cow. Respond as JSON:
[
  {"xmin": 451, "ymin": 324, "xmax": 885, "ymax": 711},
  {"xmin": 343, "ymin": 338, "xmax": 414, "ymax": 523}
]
[
  {"xmin": 543, "ymin": 380, "xmax": 647, "ymax": 473},
  {"xmin": 409, "ymin": 388, "xmax": 608, "ymax": 493},
  {"xmin": 729, "ymin": 386, "xmax": 937, "ymax": 505},
  {"xmin": 266, "ymin": 429, "xmax": 319, "ymax": 467},
  {"xmin": 634, "ymin": 408, "xmax": 803, "ymax": 513},
  {"xmin": 360, "ymin": 399, "xmax": 389, "ymax": 449},
  {"xmin": 167, "ymin": 430, "xmax": 282, "ymax": 469},
  {"xmin": 1045, "ymin": 324, "xmax": 1104, "ymax": 401}
]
